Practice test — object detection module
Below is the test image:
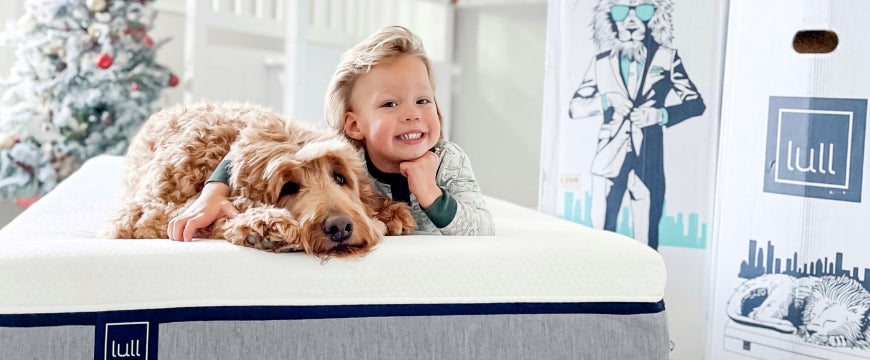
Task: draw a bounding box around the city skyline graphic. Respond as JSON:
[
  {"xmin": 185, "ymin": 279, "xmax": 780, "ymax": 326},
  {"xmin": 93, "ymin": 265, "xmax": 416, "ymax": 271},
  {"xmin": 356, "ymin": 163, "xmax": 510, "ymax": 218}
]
[
  {"xmin": 739, "ymin": 239, "xmax": 870, "ymax": 292},
  {"xmin": 560, "ymin": 191, "xmax": 707, "ymax": 249}
]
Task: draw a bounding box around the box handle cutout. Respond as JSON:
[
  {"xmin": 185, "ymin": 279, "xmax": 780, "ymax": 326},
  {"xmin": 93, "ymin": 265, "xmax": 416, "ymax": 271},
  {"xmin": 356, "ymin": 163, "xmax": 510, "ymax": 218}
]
[{"xmin": 793, "ymin": 30, "xmax": 838, "ymax": 53}]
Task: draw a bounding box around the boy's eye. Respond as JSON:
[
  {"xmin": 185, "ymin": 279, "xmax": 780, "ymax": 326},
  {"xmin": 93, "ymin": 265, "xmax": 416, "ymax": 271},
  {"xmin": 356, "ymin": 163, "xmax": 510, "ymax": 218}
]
[
  {"xmin": 417, "ymin": 99, "xmax": 430, "ymax": 105},
  {"xmin": 334, "ymin": 173, "xmax": 346, "ymax": 185},
  {"xmin": 281, "ymin": 181, "xmax": 300, "ymax": 196},
  {"xmin": 382, "ymin": 101, "xmax": 397, "ymax": 108}
]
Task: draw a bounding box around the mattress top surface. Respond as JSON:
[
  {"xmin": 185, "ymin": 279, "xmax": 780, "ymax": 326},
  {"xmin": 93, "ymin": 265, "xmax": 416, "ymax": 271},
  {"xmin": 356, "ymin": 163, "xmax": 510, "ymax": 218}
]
[{"xmin": 0, "ymin": 156, "xmax": 666, "ymax": 314}]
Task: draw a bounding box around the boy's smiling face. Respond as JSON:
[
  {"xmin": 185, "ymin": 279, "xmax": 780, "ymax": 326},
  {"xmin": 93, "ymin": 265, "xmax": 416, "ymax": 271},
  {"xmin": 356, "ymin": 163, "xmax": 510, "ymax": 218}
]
[{"xmin": 344, "ymin": 55, "xmax": 441, "ymax": 173}]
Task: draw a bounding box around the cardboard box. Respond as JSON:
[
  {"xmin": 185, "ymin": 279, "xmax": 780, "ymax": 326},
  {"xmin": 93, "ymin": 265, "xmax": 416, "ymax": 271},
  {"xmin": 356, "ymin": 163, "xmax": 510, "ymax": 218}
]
[{"xmin": 708, "ymin": 1, "xmax": 870, "ymax": 359}]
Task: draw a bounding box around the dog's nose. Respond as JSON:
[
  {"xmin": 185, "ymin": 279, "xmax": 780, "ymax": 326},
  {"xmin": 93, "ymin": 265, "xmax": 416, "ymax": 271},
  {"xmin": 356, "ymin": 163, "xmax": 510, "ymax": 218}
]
[{"xmin": 322, "ymin": 215, "xmax": 354, "ymax": 242}]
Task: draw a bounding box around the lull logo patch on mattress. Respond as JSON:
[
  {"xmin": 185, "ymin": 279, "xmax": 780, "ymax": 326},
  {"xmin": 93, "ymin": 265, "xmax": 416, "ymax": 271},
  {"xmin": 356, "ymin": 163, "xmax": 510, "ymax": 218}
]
[
  {"xmin": 764, "ymin": 96, "xmax": 867, "ymax": 202},
  {"xmin": 104, "ymin": 322, "xmax": 148, "ymax": 359}
]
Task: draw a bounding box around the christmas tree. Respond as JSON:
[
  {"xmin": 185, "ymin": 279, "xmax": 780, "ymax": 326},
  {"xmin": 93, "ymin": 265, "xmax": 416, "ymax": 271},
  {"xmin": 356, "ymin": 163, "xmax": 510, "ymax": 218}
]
[{"xmin": 0, "ymin": 0, "xmax": 176, "ymax": 206}]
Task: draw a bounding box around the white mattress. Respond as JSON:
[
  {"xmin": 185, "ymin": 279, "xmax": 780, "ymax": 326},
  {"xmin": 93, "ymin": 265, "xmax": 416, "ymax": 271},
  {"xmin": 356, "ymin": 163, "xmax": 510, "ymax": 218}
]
[{"xmin": 0, "ymin": 156, "xmax": 666, "ymax": 315}]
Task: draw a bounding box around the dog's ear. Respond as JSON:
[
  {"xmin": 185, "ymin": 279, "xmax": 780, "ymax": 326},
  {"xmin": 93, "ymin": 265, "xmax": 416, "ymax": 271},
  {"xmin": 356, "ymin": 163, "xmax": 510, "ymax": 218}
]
[{"xmin": 229, "ymin": 112, "xmax": 301, "ymax": 203}]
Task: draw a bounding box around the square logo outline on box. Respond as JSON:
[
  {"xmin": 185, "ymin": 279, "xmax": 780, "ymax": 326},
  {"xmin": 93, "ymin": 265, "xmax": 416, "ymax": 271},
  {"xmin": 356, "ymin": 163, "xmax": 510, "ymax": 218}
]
[
  {"xmin": 104, "ymin": 321, "xmax": 149, "ymax": 360},
  {"xmin": 764, "ymin": 96, "xmax": 867, "ymax": 202},
  {"xmin": 774, "ymin": 108, "xmax": 853, "ymax": 189}
]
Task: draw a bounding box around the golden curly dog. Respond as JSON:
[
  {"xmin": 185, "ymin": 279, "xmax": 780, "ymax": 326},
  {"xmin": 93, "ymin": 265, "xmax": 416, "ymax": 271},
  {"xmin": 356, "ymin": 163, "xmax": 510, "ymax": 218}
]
[{"xmin": 102, "ymin": 103, "xmax": 415, "ymax": 258}]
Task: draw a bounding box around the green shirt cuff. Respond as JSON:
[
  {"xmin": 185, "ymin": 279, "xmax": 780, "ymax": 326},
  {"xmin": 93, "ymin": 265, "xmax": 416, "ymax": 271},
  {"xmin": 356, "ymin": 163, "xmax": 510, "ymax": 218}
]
[
  {"xmin": 423, "ymin": 190, "xmax": 457, "ymax": 228},
  {"xmin": 659, "ymin": 107, "xmax": 669, "ymax": 126},
  {"xmin": 206, "ymin": 159, "xmax": 232, "ymax": 184},
  {"xmin": 601, "ymin": 94, "xmax": 609, "ymax": 110}
]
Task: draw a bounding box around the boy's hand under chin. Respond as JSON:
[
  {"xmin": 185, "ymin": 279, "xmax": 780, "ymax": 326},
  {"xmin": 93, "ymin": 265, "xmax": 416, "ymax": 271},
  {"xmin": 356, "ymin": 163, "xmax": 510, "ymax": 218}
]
[{"xmin": 399, "ymin": 151, "xmax": 442, "ymax": 209}]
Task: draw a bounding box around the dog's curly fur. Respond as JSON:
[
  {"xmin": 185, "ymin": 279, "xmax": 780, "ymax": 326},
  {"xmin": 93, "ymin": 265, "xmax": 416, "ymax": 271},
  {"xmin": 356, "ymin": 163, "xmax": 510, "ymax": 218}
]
[{"xmin": 102, "ymin": 103, "xmax": 415, "ymax": 258}]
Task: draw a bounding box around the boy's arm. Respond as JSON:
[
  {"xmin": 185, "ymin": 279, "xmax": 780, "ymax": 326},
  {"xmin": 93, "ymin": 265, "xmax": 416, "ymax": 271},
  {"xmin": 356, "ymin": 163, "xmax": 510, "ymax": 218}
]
[
  {"xmin": 168, "ymin": 153, "xmax": 237, "ymax": 241},
  {"xmin": 206, "ymin": 154, "xmax": 233, "ymax": 184},
  {"xmin": 425, "ymin": 143, "xmax": 495, "ymax": 236}
]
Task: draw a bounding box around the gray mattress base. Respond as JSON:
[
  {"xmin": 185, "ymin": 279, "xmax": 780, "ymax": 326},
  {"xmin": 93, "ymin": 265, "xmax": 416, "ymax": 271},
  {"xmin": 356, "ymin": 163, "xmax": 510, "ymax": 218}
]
[{"xmin": 1, "ymin": 311, "xmax": 668, "ymax": 360}]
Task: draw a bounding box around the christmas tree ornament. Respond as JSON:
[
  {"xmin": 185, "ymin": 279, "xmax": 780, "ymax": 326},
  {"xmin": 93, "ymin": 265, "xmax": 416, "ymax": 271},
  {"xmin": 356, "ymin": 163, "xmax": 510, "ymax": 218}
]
[
  {"xmin": 71, "ymin": 8, "xmax": 87, "ymax": 20},
  {"xmin": 14, "ymin": 161, "xmax": 34, "ymax": 174},
  {"xmin": 15, "ymin": 176, "xmax": 41, "ymax": 208},
  {"xmin": 94, "ymin": 52, "xmax": 113, "ymax": 68},
  {"xmin": 86, "ymin": 0, "xmax": 107, "ymax": 12},
  {"xmin": 16, "ymin": 194, "xmax": 40, "ymax": 209},
  {"xmin": 94, "ymin": 12, "xmax": 111, "ymax": 23},
  {"xmin": 169, "ymin": 74, "xmax": 179, "ymax": 87},
  {"xmin": 130, "ymin": 82, "xmax": 139, "ymax": 91},
  {"xmin": 126, "ymin": 3, "xmax": 144, "ymax": 22},
  {"xmin": 126, "ymin": 27, "xmax": 146, "ymax": 41},
  {"xmin": 86, "ymin": 23, "xmax": 107, "ymax": 40},
  {"xmin": 0, "ymin": 133, "xmax": 15, "ymax": 150}
]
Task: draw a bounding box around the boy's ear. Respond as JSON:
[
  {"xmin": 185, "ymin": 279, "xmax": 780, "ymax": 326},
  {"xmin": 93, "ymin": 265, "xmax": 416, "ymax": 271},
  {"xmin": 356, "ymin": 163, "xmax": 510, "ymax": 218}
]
[{"xmin": 344, "ymin": 112, "xmax": 365, "ymax": 140}]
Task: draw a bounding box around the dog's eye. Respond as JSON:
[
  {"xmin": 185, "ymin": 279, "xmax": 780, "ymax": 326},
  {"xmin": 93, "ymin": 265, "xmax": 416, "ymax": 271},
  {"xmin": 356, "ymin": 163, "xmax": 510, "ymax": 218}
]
[
  {"xmin": 334, "ymin": 173, "xmax": 346, "ymax": 185},
  {"xmin": 280, "ymin": 181, "xmax": 299, "ymax": 196}
]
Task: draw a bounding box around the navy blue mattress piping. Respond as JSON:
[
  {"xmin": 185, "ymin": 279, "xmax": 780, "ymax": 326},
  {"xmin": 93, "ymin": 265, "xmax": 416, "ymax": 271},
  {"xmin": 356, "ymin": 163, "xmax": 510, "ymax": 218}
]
[{"xmin": 0, "ymin": 301, "xmax": 665, "ymax": 327}]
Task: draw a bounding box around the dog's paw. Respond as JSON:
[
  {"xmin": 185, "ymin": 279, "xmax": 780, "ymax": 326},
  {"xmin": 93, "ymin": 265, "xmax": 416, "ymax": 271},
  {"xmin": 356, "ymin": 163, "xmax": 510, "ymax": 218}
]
[
  {"xmin": 377, "ymin": 201, "xmax": 416, "ymax": 235},
  {"xmin": 223, "ymin": 208, "xmax": 303, "ymax": 252}
]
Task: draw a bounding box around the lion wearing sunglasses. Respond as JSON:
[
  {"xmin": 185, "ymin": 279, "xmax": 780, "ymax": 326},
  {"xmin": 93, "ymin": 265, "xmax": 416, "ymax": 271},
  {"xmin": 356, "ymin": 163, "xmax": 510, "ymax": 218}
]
[{"xmin": 568, "ymin": 0, "xmax": 705, "ymax": 250}]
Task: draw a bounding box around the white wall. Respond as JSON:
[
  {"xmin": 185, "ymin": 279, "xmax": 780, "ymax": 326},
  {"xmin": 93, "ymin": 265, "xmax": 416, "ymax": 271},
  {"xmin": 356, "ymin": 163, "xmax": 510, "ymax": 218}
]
[
  {"xmin": 149, "ymin": 2, "xmax": 186, "ymax": 108},
  {"xmin": 451, "ymin": 3, "xmax": 547, "ymax": 209},
  {"xmin": 288, "ymin": 42, "xmax": 344, "ymax": 127}
]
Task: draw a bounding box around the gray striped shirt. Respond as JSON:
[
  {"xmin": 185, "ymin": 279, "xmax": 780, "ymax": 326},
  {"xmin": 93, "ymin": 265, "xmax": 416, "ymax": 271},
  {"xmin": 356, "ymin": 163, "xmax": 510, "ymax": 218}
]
[{"xmin": 366, "ymin": 141, "xmax": 495, "ymax": 236}]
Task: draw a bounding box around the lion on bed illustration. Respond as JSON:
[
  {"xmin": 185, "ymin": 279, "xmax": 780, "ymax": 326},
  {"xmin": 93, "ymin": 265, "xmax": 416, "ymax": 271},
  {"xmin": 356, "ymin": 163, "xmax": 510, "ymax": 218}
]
[{"xmin": 727, "ymin": 274, "xmax": 870, "ymax": 349}]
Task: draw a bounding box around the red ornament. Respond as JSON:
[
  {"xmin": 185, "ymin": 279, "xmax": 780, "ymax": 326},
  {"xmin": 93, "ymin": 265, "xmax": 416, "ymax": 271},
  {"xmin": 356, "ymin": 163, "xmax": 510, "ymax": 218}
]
[
  {"xmin": 168, "ymin": 74, "xmax": 179, "ymax": 87},
  {"xmin": 125, "ymin": 27, "xmax": 141, "ymax": 36},
  {"xmin": 16, "ymin": 194, "xmax": 40, "ymax": 209},
  {"xmin": 14, "ymin": 161, "xmax": 34, "ymax": 173},
  {"xmin": 95, "ymin": 53, "xmax": 113, "ymax": 69},
  {"xmin": 143, "ymin": 35, "xmax": 154, "ymax": 48},
  {"xmin": 131, "ymin": 82, "xmax": 139, "ymax": 91}
]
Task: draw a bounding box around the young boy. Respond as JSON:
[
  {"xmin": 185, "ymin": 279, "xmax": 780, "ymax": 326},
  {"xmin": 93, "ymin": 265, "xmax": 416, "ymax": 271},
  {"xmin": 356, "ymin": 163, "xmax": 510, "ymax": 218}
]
[{"xmin": 168, "ymin": 26, "xmax": 494, "ymax": 240}]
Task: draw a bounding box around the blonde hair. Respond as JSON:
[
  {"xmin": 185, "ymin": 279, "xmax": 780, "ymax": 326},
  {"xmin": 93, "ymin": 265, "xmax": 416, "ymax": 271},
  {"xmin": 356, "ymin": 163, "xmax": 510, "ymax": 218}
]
[{"xmin": 324, "ymin": 26, "xmax": 443, "ymax": 145}]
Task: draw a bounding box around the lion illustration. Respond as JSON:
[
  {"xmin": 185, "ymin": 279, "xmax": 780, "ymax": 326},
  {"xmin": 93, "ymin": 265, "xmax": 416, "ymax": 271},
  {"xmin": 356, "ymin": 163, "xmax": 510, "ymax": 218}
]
[
  {"xmin": 727, "ymin": 274, "xmax": 870, "ymax": 349},
  {"xmin": 568, "ymin": 0, "xmax": 705, "ymax": 250}
]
